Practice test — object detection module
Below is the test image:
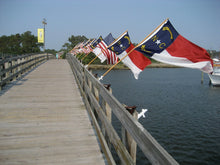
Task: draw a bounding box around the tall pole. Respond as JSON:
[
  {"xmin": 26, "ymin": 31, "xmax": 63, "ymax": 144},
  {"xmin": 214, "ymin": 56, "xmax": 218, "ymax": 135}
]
[{"xmin": 42, "ymin": 18, "xmax": 47, "ymax": 52}]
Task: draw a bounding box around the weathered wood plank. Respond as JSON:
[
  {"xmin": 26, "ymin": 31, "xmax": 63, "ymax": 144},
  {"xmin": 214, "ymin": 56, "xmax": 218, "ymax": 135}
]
[
  {"xmin": 0, "ymin": 59, "xmax": 105, "ymax": 165},
  {"xmin": 67, "ymin": 54, "xmax": 179, "ymax": 165}
]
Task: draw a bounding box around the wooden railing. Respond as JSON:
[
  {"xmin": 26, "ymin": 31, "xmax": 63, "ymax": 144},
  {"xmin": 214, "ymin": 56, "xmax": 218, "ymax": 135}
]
[
  {"xmin": 0, "ymin": 53, "xmax": 54, "ymax": 90},
  {"xmin": 67, "ymin": 53, "xmax": 179, "ymax": 165}
]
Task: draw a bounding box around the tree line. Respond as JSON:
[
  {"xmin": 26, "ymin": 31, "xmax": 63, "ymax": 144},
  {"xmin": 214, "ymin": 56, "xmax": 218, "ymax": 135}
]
[
  {"xmin": 1, "ymin": 31, "xmax": 218, "ymax": 61},
  {"xmin": 61, "ymin": 35, "xmax": 107, "ymax": 64},
  {"xmin": 0, "ymin": 31, "xmax": 44, "ymax": 55}
]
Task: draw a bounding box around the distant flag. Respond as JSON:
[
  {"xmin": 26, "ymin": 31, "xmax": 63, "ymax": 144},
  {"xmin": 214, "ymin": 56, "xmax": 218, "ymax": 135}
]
[
  {"xmin": 92, "ymin": 36, "xmax": 107, "ymax": 63},
  {"xmin": 77, "ymin": 41, "xmax": 87, "ymax": 54},
  {"xmin": 90, "ymin": 38, "xmax": 99, "ymax": 49},
  {"xmin": 108, "ymin": 31, "xmax": 151, "ymax": 79},
  {"xmin": 81, "ymin": 39, "xmax": 91, "ymax": 54},
  {"xmin": 135, "ymin": 19, "xmax": 213, "ymax": 73},
  {"xmin": 83, "ymin": 39, "xmax": 95, "ymax": 54},
  {"xmin": 71, "ymin": 42, "xmax": 83, "ymax": 55},
  {"xmin": 101, "ymin": 33, "xmax": 118, "ymax": 64}
]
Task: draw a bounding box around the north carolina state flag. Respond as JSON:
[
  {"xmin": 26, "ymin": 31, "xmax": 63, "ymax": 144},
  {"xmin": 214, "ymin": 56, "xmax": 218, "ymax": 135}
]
[
  {"xmin": 135, "ymin": 20, "xmax": 213, "ymax": 73},
  {"xmin": 108, "ymin": 31, "xmax": 151, "ymax": 79}
]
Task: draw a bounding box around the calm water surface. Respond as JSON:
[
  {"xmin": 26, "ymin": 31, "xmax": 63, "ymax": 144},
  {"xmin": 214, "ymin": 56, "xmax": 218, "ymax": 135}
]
[{"xmin": 95, "ymin": 68, "xmax": 220, "ymax": 165}]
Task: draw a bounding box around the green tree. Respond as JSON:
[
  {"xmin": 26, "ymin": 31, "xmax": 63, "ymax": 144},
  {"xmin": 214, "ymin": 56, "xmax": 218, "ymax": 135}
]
[
  {"xmin": 68, "ymin": 35, "xmax": 88, "ymax": 48},
  {"xmin": 0, "ymin": 31, "xmax": 43, "ymax": 55},
  {"xmin": 0, "ymin": 35, "xmax": 10, "ymax": 53},
  {"xmin": 21, "ymin": 31, "xmax": 42, "ymax": 54},
  {"xmin": 9, "ymin": 34, "xmax": 22, "ymax": 54},
  {"xmin": 62, "ymin": 42, "xmax": 71, "ymax": 51},
  {"xmin": 45, "ymin": 49, "xmax": 57, "ymax": 55}
]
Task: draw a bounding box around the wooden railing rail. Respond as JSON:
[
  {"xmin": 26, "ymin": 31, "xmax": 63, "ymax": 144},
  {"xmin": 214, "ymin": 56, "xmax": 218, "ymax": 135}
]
[
  {"xmin": 67, "ymin": 53, "xmax": 179, "ymax": 165},
  {"xmin": 0, "ymin": 53, "xmax": 55, "ymax": 90}
]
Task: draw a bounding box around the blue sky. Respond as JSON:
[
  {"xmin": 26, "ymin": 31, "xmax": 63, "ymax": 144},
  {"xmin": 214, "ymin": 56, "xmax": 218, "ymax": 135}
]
[{"xmin": 0, "ymin": 0, "xmax": 219, "ymax": 51}]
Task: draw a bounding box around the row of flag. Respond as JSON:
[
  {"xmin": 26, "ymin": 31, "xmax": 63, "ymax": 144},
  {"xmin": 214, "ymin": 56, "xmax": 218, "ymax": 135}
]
[{"xmin": 70, "ymin": 19, "xmax": 213, "ymax": 79}]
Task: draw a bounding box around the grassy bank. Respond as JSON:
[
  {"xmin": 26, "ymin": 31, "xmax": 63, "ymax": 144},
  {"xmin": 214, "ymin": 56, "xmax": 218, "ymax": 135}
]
[{"xmin": 88, "ymin": 63, "xmax": 180, "ymax": 70}]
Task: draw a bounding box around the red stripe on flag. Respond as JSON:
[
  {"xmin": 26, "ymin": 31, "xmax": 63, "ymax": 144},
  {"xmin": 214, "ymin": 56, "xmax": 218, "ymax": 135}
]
[
  {"xmin": 98, "ymin": 41, "xmax": 117, "ymax": 64},
  {"xmin": 166, "ymin": 35, "xmax": 213, "ymax": 65},
  {"xmin": 127, "ymin": 44, "xmax": 151, "ymax": 70}
]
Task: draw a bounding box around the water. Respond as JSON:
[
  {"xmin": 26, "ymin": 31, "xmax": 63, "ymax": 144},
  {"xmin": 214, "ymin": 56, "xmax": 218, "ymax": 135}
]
[{"xmin": 95, "ymin": 68, "xmax": 220, "ymax": 165}]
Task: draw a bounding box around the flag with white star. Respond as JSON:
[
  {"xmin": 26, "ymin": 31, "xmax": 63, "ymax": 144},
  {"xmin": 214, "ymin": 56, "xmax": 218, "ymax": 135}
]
[
  {"xmin": 135, "ymin": 19, "xmax": 213, "ymax": 73},
  {"xmin": 135, "ymin": 20, "xmax": 179, "ymax": 57},
  {"xmin": 108, "ymin": 31, "xmax": 151, "ymax": 79}
]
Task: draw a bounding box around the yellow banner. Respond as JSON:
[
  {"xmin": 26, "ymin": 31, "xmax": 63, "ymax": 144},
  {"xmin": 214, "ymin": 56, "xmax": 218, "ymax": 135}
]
[{"xmin": 38, "ymin": 28, "xmax": 44, "ymax": 43}]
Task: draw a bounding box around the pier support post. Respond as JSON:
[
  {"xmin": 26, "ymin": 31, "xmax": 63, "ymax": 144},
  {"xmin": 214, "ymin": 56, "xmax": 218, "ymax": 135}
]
[
  {"xmin": 101, "ymin": 84, "xmax": 112, "ymax": 151},
  {"xmin": 93, "ymin": 74, "xmax": 99, "ymax": 102},
  {"xmin": 103, "ymin": 84, "xmax": 112, "ymax": 122},
  {"xmin": 12, "ymin": 60, "xmax": 16, "ymax": 81},
  {"xmin": 0, "ymin": 63, "xmax": 3, "ymax": 90},
  {"xmin": 17, "ymin": 58, "xmax": 21, "ymax": 78},
  {"xmin": 122, "ymin": 106, "xmax": 138, "ymax": 164},
  {"xmin": 4, "ymin": 61, "xmax": 10, "ymax": 84}
]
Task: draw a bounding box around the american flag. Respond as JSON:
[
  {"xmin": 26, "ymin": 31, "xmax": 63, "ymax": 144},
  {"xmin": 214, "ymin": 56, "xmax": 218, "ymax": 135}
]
[
  {"xmin": 97, "ymin": 41, "xmax": 117, "ymax": 64},
  {"xmin": 97, "ymin": 33, "xmax": 118, "ymax": 64}
]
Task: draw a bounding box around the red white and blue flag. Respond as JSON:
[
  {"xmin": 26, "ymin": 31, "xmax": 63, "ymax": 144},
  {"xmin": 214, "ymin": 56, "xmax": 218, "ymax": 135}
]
[
  {"xmin": 83, "ymin": 39, "xmax": 94, "ymax": 54},
  {"xmin": 108, "ymin": 31, "xmax": 151, "ymax": 79},
  {"xmin": 135, "ymin": 20, "xmax": 213, "ymax": 73},
  {"xmin": 103, "ymin": 33, "xmax": 118, "ymax": 64},
  {"xmin": 91, "ymin": 36, "xmax": 107, "ymax": 63}
]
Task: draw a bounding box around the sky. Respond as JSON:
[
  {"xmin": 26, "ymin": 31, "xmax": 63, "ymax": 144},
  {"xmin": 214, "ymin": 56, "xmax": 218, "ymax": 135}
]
[{"xmin": 0, "ymin": 0, "xmax": 220, "ymax": 51}]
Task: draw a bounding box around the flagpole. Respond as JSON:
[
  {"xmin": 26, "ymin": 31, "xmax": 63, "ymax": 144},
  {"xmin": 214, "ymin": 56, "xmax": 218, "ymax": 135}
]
[
  {"xmin": 107, "ymin": 30, "xmax": 128, "ymax": 48},
  {"xmin": 99, "ymin": 19, "xmax": 169, "ymax": 80},
  {"xmin": 99, "ymin": 47, "xmax": 135, "ymax": 80},
  {"xmin": 81, "ymin": 52, "xmax": 91, "ymax": 61},
  {"xmin": 77, "ymin": 39, "xmax": 91, "ymax": 59},
  {"xmin": 86, "ymin": 31, "xmax": 128, "ymax": 66},
  {"xmin": 80, "ymin": 39, "xmax": 96, "ymax": 61},
  {"xmin": 77, "ymin": 53, "xmax": 85, "ymax": 59},
  {"xmin": 86, "ymin": 52, "xmax": 101, "ymax": 66}
]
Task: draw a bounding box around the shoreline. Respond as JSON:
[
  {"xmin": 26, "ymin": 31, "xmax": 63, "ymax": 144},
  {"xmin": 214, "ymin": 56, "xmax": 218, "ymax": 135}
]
[{"xmin": 88, "ymin": 63, "xmax": 180, "ymax": 70}]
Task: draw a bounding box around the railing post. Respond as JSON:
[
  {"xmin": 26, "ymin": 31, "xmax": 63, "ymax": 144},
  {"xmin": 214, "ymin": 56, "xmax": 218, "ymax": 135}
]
[
  {"xmin": 21, "ymin": 57, "xmax": 26, "ymax": 74},
  {"xmin": 4, "ymin": 60, "xmax": 10, "ymax": 84},
  {"xmin": 17, "ymin": 58, "xmax": 21, "ymax": 78},
  {"xmin": 26, "ymin": 55, "xmax": 30, "ymax": 71},
  {"xmin": 93, "ymin": 74, "xmax": 99, "ymax": 102},
  {"xmin": 0, "ymin": 63, "xmax": 3, "ymax": 90},
  {"xmin": 122, "ymin": 106, "xmax": 138, "ymax": 164},
  {"xmin": 103, "ymin": 84, "xmax": 112, "ymax": 122},
  {"xmin": 101, "ymin": 84, "xmax": 113, "ymax": 151},
  {"xmin": 11, "ymin": 59, "xmax": 16, "ymax": 81},
  {"xmin": 24, "ymin": 56, "xmax": 27, "ymax": 73},
  {"xmin": 30, "ymin": 55, "xmax": 33, "ymax": 69}
]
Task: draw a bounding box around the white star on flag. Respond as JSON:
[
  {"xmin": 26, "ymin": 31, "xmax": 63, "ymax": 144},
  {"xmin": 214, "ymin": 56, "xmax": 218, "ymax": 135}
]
[{"xmin": 155, "ymin": 40, "xmax": 161, "ymax": 45}]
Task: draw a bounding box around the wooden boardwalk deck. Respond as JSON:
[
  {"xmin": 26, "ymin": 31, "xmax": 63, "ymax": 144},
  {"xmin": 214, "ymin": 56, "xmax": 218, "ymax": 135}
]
[{"xmin": 0, "ymin": 59, "xmax": 106, "ymax": 165}]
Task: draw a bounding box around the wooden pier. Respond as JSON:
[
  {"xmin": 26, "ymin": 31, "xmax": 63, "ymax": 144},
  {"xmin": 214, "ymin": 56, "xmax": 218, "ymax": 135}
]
[
  {"xmin": 0, "ymin": 59, "xmax": 105, "ymax": 165},
  {"xmin": 0, "ymin": 53, "xmax": 179, "ymax": 165}
]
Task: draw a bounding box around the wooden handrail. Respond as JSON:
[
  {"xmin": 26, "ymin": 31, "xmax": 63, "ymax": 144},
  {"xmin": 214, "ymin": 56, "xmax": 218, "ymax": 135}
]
[
  {"xmin": 67, "ymin": 53, "xmax": 179, "ymax": 165},
  {"xmin": 0, "ymin": 53, "xmax": 54, "ymax": 90}
]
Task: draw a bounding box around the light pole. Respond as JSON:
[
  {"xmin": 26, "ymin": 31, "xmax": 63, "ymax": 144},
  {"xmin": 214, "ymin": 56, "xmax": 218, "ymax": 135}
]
[{"xmin": 42, "ymin": 18, "xmax": 47, "ymax": 52}]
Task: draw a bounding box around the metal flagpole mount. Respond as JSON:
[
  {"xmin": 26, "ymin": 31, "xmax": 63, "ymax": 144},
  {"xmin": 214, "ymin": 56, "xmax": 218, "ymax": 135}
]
[
  {"xmin": 138, "ymin": 109, "xmax": 148, "ymax": 119},
  {"xmin": 98, "ymin": 76, "xmax": 103, "ymax": 81}
]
